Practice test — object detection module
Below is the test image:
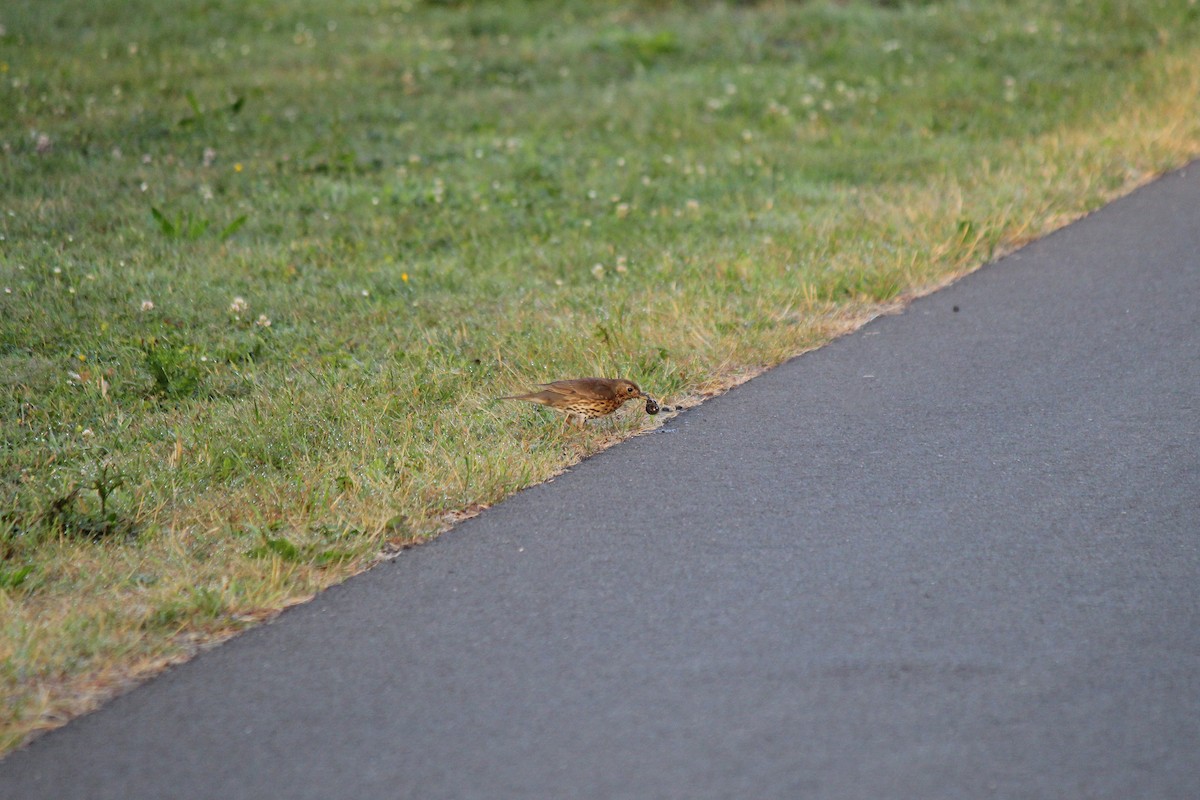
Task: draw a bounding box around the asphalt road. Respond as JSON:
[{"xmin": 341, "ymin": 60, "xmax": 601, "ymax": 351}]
[{"xmin": 3, "ymin": 165, "xmax": 1198, "ymax": 799}]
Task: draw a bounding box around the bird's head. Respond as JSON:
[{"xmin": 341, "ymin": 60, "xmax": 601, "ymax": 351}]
[{"xmin": 614, "ymin": 379, "xmax": 643, "ymax": 400}]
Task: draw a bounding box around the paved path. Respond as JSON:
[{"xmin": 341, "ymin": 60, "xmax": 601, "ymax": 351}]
[{"xmin": 3, "ymin": 165, "xmax": 1199, "ymax": 799}]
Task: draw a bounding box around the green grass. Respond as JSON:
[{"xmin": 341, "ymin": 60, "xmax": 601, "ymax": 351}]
[{"xmin": 2, "ymin": 0, "xmax": 1199, "ymax": 751}]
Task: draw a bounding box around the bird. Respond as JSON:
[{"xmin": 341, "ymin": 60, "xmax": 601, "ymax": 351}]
[{"xmin": 501, "ymin": 378, "xmax": 647, "ymax": 427}]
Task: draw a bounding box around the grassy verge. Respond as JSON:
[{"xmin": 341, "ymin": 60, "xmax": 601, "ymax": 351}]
[{"xmin": 2, "ymin": 0, "xmax": 1198, "ymax": 752}]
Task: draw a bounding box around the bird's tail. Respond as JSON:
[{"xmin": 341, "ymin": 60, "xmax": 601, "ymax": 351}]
[{"xmin": 499, "ymin": 391, "xmax": 553, "ymax": 404}]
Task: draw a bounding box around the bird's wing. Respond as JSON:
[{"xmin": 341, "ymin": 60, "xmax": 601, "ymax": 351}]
[
  {"xmin": 503, "ymin": 378, "xmax": 621, "ymax": 404},
  {"xmin": 541, "ymin": 378, "xmax": 618, "ymax": 400},
  {"xmin": 503, "ymin": 383, "xmax": 581, "ymax": 404}
]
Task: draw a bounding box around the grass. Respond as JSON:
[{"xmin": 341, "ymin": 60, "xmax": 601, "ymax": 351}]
[{"xmin": 2, "ymin": 0, "xmax": 1199, "ymax": 753}]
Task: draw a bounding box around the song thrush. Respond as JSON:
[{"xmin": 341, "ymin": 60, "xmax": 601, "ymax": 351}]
[{"xmin": 502, "ymin": 378, "xmax": 647, "ymax": 426}]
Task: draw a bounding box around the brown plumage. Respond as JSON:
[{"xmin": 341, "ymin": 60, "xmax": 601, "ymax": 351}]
[{"xmin": 502, "ymin": 378, "xmax": 646, "ymax": 426}]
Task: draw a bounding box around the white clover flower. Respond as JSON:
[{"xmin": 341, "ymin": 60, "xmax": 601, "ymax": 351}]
[
  {"xmin": 255, "ymin": 314, "xmax": 271, "ymax": 327},
  {"xmin": 140, "ymin": 299, "xmax": 154, "ymax": 311},
  {"xmin": 229, "ymin": 296, "xmax": 248, "ymax": 314}
]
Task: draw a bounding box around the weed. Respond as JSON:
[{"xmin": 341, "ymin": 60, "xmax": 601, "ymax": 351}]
[
  {"xmin": 247, "ymin": 534, "xmax": 301, "ymax": 562},
  {"xmin": 177, "ymin": 89, "xmax": 246, "ymax": 129},
  {"xmin": 91, "ymin": 461, "xmax": 123, "ymax": 520},
  {"xmin": 40, "ymin": 489, "xmax": 137, "ymax": 543},
  {"xmin": 245, "ymin": 524, "xmax": 363, "ymax": 566},
  {"xmin": 141, "ymin": 337, "xmax": 204, "ymax": 399},
  {"xmin": 150, "ymin": 207, "xmax": 248, "ymax": 241},
  {"xmin": 144, "ymin": 587, "xmax": 227, "ymax": 631},
  {"xmin": 0, "ymin": 565, "xmax": 34, "ymax": 591}
]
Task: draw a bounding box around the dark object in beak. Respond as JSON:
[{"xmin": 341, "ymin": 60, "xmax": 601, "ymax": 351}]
[{"xmin": 645, "ymin": 397, "xmax": 660, "ymax": 415}]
